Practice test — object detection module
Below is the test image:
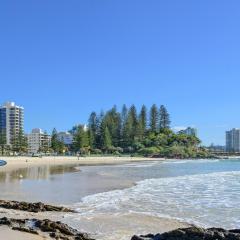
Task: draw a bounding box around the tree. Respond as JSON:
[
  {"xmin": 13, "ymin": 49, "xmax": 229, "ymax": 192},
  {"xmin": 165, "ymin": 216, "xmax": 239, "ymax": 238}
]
[
  {"xmin": 88, "ymin": 112, "xmax": 98, "ymax": 148},
  {"xmin": 0, "ymin": 130, "xmax": 6, "ymax": 155},
  {"xmin": 51, "ymin": 128, "xmax": 65, "ymax": 153},
  {"xmin": 102, "ymin": 106, "xmax": 121, "ymax": 147},
  {"xmin": 103, "ymin": 127, "xmax": 112, "ymax": 151},
  {"xmin": 18, "ymin": 130, "xmax": 28, "ymax": 153},
  {"xmin": 138, "ymin": 105, "xmax": 147, "ymax": 139},
  {"xmin": 73, "ymin": 125, "xmax": 89, "ymax": 151},
  {"xmin": 121, "ymin": 104, "xmax": 128, "ymax": 128},
  {"xmin": 11, "ymin": 129, "xmax": 27, "ymax": 153},
  {"xmin": 95, "ymin": 111, "xmax": 104, "ymax": 149},
  {"xmin": 150, "ymin": 104, "xmax": 159, "ymax": 133},
  {"xmin": 159, "ymin": 105, "xmax": 171, "ymax": 129},
  {"xmin": 51, "ymin": 128, "xmax": 59, "ymax": 152},
  {"xmin": 122, "ymin": 105, "xmax": 138, "ymax": 146}
]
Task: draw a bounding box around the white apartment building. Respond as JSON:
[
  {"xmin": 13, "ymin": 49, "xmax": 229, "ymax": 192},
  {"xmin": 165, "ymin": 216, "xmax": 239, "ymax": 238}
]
[
  {"xmin": 226, "ymin": 128, "xmax": 240, "ymax": 152},
  {"xmin": 57, "ymin": 131, "xmax": 73, "ymax": 145},
  {"xmin": 0, "ymin": 102, "xmax": 24, "ymax": 146},
  {"xmin": 27, "ymin": 128, "xmax": 51, "ymax": 154}
]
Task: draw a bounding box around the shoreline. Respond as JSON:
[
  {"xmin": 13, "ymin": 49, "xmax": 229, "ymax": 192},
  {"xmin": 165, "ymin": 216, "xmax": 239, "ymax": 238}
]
[
  {"xmin": 0, "ymin": 155, "xmax": 234, "ymax": 173},
  {"xmin": 0, "ymin": 156, "xmax": 192, "ymax": 239},
  {"xmin": 0, "ymin": 156, "xmax": 166, "ymax": 173}
]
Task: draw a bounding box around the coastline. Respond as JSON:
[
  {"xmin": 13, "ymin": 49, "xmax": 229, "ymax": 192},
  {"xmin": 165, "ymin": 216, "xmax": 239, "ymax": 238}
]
[{"xmin": 0, "ymin": 156, "xmax": 189, "ymax": 239}]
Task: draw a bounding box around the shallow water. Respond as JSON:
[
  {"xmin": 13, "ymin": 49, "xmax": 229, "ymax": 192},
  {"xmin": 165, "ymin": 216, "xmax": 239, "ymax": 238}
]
[{"xmin": 0, "ymin": 164, "xmax": 133, "ymax": 204}]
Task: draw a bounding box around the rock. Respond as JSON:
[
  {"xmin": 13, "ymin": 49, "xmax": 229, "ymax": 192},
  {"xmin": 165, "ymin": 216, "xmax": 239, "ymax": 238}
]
[
  {"xmin": 131, "ymin": 226, "xmax": 240, "ymax": 240},
  {"xmin": 0, "ymin": 217, "xmax": 94, "ymax": 240},
  {"xmin": 12, "ymin": 226, "xmax": 39, "ymax": 235},
  {"xmin": 0, "ymin": 200, "xmax": 75, "ymax": 213}
]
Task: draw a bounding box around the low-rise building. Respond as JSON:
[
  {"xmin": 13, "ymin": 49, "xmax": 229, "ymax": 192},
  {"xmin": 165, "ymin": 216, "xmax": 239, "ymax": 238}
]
[
  {"xmin": 57, "ymin": 131, "xmax": 73, "ymax": 146},
  {"xmin": 27, "ymin": 128, "xmax": 51, "ymax": 154}
]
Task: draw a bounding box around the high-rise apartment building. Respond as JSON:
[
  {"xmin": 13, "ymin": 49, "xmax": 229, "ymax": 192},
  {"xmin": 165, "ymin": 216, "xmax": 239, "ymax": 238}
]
[
  {"xmin": 0, "ymin": 102, "xmax": 24, "ymax": 146},
  {"xmin": 226, "ymin": 128, "xmax": 240, "ymax": 152}
]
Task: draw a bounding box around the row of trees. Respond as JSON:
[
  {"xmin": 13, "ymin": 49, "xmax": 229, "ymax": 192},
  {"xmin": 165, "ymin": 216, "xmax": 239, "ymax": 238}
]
[
  {"xmin": 86, "ymin": 104, "xmax": 171, "ymax": 151},
  {"xmin": 0, "ymin": 129, "xmax": 28, "ymax": 155},
  {"xmin": 50, "ymin": 104, "xmax": 206, "ymax": 158}
]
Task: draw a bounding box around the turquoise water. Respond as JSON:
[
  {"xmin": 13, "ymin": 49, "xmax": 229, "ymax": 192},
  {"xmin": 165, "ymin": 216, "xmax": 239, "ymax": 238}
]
[{"xmin": 72, "ymin": 159, "xmax": 240, "ymax": 229}]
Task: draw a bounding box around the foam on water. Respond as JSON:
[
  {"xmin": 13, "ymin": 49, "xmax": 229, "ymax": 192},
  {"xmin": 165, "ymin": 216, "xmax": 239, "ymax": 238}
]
[
  {"xmin": 73, "ymin": 170, "xmax": 240, "ymax": 229},
  {"xmin": 161, "ymin": 159, "xmax": 221, "ymax": 164}
]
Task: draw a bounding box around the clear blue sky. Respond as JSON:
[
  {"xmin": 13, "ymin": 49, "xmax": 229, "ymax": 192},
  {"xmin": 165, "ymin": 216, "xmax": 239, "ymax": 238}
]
[{"xmin": 1, "ymin": 0, "xmax": 239, "ymax": 145}]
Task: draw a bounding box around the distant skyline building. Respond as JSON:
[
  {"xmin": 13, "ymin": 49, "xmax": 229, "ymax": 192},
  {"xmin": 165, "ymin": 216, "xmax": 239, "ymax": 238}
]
[
  {"xmin": 208, "ymin": 143, "xmax": 225, "ymax": 153},
  {"xmin": 27, "ymin": 128, "xmax": 51, "ymax": 154},
  {"xmin": 226, "ymin": 128, "xmax": 240, "ymax": 152},
  {"xmin": 0, "ymin": 102, "xmax": 24, "ymax": 146},
  {"xmin": 179, "ymin": 127, "xmax": 197, "ymax": 136}
]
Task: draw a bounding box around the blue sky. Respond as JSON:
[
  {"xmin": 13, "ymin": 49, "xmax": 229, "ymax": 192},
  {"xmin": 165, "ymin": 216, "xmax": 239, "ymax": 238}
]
[{"xmin": 0, "ymin": 0, "xmax": 240, "ymax": 145}]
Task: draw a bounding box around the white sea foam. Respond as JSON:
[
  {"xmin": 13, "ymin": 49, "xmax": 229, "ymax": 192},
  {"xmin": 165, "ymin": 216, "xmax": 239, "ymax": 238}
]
[
  {"xmin": 161, "ymin": 159, "xmax": 220, "ymax": 164},
  {"xmin": 73, "ymin": 170, "xmax": 240, "ymax": 229},
  {"xmin": 110, "ymin": 161, "xmax": 160, "ymax": 168}
]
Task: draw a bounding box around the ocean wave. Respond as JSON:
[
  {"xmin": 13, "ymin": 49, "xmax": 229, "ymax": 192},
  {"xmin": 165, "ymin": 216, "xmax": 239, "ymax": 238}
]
[
  {"xmin": 109, "ymin": 161, "xmax": 160, "ymax": 168},
  {"xmin": 73, "ymin": 170, "xmax": 240, "ymax": 229},
  {"xmin": 161, "ymin": 159, "xmax": 221, "ymax": 164}
]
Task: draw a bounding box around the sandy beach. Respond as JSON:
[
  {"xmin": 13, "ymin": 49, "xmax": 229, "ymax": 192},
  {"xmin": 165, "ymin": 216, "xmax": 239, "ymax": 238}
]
[
  {"xmin": 0, "ymin": 156, "xmax": 165, "ymax": 172},
  {"xmin": 0, "ymin": 156, "xmax": 189, "ymax": 240}
]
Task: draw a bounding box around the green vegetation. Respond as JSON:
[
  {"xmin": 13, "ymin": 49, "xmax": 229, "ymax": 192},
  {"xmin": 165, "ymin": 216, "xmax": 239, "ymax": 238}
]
[
  {"xmin": 70, "ymin": 104, "xmax": 210, "ymax": 158},
  {"xmin": 0, "ymin": 129, "xmax": 28, "ymax": 155},
  {"xmin": 51, "ymin": 128, "xmax": 66, "ymax": 154}
]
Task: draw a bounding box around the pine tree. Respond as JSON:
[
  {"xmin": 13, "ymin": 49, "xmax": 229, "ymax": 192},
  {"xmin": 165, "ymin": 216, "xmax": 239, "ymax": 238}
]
[
  {"xmin": 103, "ymin": 127, "xmax": 112, "ymax": 151},
  {"xmin": 159, "ymin": 105, "xmax": 171, "ymax": 129},
  {"xmin": 95, "ymin": 111, "xmax": 104, "ymax": 149},
  {"xmin": 0, "ymin": 130, "xmax": 6, "ymax": 155},
  {"xmin": 51, "ymin": 128, "xmax": 65, "ymax": 153},
  {"xmin": 150, "ymin": 104, "xmax": 159, "ymax": 133},
  {"xmin": 18, "ymin": 129, "xmax": 28, "ymax": 153},
  {"xmin": 121, "ymin": 104, "xmax": 128, "ymax": 127},
  {"xmin": 88, "ymin": 111, "xmax": 98, "ymax": 148},
  {"xmin": 129, "ymin": 105, "xmax": 138, "ymax": 131},
  {"xmin": 73, "ymin": 125, "xmax": 89, "ymax": 151},
  {"xmin": 122, "ymin": 105, "xmax": 138, "ymax": 146},
  {"xmin": 51, "ymin": 128, "xmax": 59, "ymax": 152},
  {"xmin": 137, "ymin": 105, "xmax": 147, "ymax": 140},
  {"xmin": 105, "ymin": 106, "xmax": 120, "ymax": 146}
]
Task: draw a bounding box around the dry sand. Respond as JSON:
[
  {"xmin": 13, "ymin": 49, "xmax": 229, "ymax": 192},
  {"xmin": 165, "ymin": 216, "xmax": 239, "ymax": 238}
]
[{"xmin": 0, "ymin": 156, "xmax": 165, "ymax": 172}]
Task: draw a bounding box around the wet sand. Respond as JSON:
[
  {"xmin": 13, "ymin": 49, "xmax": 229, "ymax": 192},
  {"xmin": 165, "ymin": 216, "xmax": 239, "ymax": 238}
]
[
  {"xmin": 0, "ymin": 207, "xmax": 190, "ymax": 240},
  {"xmin": 0, "ymin": 207, "xmax": 65, "ymax": 240},
  {"xmin": 0, "ymin": 227, "xmax": 46, "ymax": 240}
]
